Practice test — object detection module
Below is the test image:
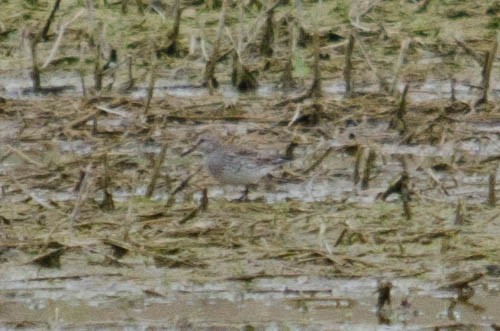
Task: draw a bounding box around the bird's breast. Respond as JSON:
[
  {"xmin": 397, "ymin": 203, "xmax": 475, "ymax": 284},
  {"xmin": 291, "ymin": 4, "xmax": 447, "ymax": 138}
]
[{"xmin": 204, "ymin": 153, "xmax": 262, "ymax": 185}]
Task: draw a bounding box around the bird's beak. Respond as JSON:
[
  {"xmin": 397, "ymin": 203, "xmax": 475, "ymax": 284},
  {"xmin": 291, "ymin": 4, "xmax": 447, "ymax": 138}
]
[{"xmin": 181, "ymin": 140, "xmax": 200, "ymax": 156}]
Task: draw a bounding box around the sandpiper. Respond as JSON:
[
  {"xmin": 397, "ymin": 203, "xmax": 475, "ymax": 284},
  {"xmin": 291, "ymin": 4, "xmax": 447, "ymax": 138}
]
[{"xmin": 183, "ymin": 135, "xmax": 289, "ymax": 200}]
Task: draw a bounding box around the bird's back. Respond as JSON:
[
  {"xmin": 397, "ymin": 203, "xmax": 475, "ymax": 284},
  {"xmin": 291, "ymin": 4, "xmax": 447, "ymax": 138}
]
[{"xmin": 204, "ymin": 148, "xmax": 286, "ymax": 185}]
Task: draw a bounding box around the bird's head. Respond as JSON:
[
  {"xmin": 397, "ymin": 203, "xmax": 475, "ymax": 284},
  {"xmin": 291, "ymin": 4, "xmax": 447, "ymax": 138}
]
[{"xmin": 181, "ymin": 135, "xmax": 221, "ymax": 156}]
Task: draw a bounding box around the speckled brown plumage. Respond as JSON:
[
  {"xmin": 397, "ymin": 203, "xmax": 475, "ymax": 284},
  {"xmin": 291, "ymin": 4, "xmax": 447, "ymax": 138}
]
[{"xmin": 196, "ymin": 136, "xmax": 288, "ymax": 185}]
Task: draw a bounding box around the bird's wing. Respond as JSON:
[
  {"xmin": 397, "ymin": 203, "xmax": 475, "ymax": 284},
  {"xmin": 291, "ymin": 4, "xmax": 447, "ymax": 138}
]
[{"xmin": 221, "ymin": 144, "xmax": 288, "ymax": 167}]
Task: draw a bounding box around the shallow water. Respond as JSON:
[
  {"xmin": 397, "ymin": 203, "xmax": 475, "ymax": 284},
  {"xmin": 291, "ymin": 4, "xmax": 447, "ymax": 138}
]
[
  {"xmin": 1, "ymin": 78, "xmax": 499, "ymax": 330},
  {"xmin": 1, "ymin": 256, "xmax": 499, "ymax": 329},
  {"xmin": 2, "ymin": 72, "xmax": 499, "ymax": 102}
]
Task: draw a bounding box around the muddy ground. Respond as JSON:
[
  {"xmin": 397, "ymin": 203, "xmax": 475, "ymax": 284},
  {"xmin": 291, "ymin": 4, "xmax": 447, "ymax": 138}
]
[{"xmin": 1, "ymin": 0, "xmax": 500, "ymax": 330}]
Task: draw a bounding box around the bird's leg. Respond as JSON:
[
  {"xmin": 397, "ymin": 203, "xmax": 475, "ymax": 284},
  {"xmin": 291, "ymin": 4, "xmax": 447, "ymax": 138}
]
[{"xmin": 237, "ymin": 185, "xmax": 250, "ymax": 202}]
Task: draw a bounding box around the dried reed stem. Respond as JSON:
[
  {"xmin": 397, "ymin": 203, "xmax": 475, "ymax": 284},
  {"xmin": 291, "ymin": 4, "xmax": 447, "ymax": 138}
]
[
  {"xmin": 454, "ymin": 198, "xmax": 465, "ymax": 225},
  {"xmin": 79, "ymin": 42, "xmax": 87, "ymax": 97},
  {"xmin": 488, "ymin": 168, "xmax": 497, "ymax": 207},
  {"xmin": 165, "ymin": 167, "xmax": 201, "ymax": 207},
  {"xmin": 42, "ymin": 10, "xmax": 85, "ymax": 69},
  {"xmin": 343, "ymin": 32, "xmax": 355, "ymax": 98},
  {"xmin": 310, "ymin": 32, "xmax": 322, "ymax": 99},
  {"xmin": 353, "ymin": 145, "xmax": 364, "ymax": 184},
  {"xmin": 361, "ymin": 148, "xmax": 376, "ymax": 189},
  {"xmin": 401, "ymin": 170, "xmax": 411, "ymax": 220},
  {"xmin": 454, "ymin": 38, "xmax": 483, "ymax": 64},
  {"xmin": 303, "ymin": 147, "xmax": 333, "ymax": 175},
  {"xmin": 70, "ymin": 164, "xmax": 94, "ymax": 224},
  {"xmin": 119, "ymin": 54, "xmax": 135, "ymax": 91},
  {"xmin": 161, "ymin": 0, "xmax": 182, "ymax": 55},
  {"xmin": 281, "ymin": 16, "xmax": 296, "ymax": 88},
  {"xmin": 41, "ymin": 0, "xmax": 62, "ymax": 41},
  {"xmin": 400, "ymin": 157, "xmax": 411, "ymax": 220},
  {"xmin": 353, "ymin": 31, "xmax": 390, "ymax": 94},
  {"xmin": 8, "ymin": 172, "xmax": 58, "ymax": 212},
  {"xmin": 6, "ymin": 144, "xmax": 44, "ymax": 168},
  {"xmin": 376, "ymin": 280, "xmax": 392, "ymax": 312},
  {"xmin": 390, "ymin": 38, "xmax": 411, "ymax": 95},
  {"xmin": 29, "ymin": 36, "xmax": 41, "ymax": 92},
  {"xmin": 450, "ymin": 77, "xmax": 456, "ymax": 102},
  {"xmin": 476, "ymin": 36, "xmax": 498, "ymax": 106},
  {"xmin": 199, "ymin": 188, "xmax": 208, "ymax": 211},
  {"xmin": 94, "ymin": 41, "xmax": 103, "ymax": 91},
  {"xmin": 389, "ymin": 83, "xmax": 409, "ymax": 134},
  {"xmin": 260, "ymin": 3, "xmax": 275, "ymax": 57},
  {"xmin": 203, "ymin": 0, "xmax": 227, "ymax": 93},
  {"xmin": 100, "ymin": 153, "xmax": 114, "ymax": 211},
  {"xmin": 86, "ymin": 0, "xmax": 95, "ymax": 45},
  {"xmin": 144, "ymin": 50, "xmax": 157, "ymax": 114},
  {"xmin": 145, "ymin": 144, "xmax": 167, "ymax": 198}
]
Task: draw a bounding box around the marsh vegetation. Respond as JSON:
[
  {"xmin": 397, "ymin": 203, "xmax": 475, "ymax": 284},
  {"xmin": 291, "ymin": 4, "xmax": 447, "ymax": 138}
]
[{"xmin": 0, "ymin": 0, "xmax": 499, "ymax": 329}]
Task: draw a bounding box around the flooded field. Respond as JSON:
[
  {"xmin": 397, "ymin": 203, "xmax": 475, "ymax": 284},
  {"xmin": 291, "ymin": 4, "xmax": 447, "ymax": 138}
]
[
  {"xmin": 1, "ymin": 90, "xmax": 499, "ymax": 329},
  {"xmin": 1, "ymin": 0, "xmax": 500, "ymax": 330}
]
